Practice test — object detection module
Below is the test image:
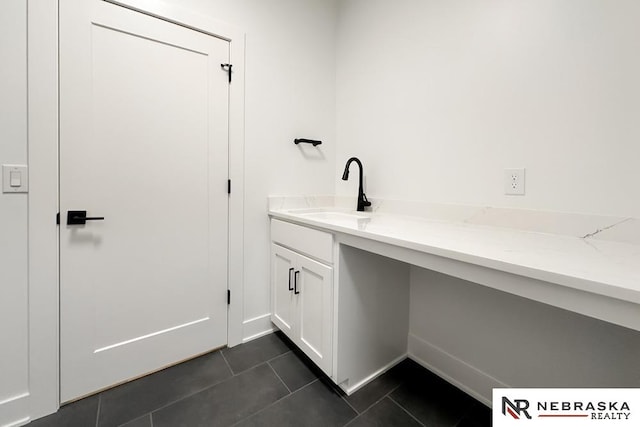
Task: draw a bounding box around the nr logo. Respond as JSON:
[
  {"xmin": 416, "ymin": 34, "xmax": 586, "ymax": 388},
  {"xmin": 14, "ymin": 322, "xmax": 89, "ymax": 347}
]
[{"xmin": 502, "ymin": 397, "xmax": 532, "ymax": 420}]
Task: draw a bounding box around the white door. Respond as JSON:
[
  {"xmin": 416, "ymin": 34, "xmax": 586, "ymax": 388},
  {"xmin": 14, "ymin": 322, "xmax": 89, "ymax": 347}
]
[{"xmin": 59, "ymin": 0, "xmax": 230, "ymax": 402}]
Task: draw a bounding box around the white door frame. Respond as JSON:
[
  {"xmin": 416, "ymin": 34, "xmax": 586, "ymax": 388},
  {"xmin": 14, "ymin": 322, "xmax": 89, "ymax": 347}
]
[{"xmin": 27, "ymin": 0, "xmax": 245, "ymax": 419}]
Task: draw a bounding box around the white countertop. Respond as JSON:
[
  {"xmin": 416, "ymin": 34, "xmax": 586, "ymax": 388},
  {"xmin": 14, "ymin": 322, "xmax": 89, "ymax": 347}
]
[{"xmin": 268, "ymin": 197, "xmax": 640, "ymax": 310}]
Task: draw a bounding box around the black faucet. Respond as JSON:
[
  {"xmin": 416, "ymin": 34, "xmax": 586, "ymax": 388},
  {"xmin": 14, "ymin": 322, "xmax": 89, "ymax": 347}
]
[{"xmin": 341, "ymin": 157, "xmax": 371, "ymax": 212}]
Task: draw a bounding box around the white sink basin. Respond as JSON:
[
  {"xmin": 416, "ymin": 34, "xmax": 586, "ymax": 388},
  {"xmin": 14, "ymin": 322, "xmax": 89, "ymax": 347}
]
[
  {"xmin": 298, "ymin": 211, "xmax": 369, "ymax": 220},
  {"xmin": 294, "ymin": 210, "xmax": 372, "ymax": 228}
]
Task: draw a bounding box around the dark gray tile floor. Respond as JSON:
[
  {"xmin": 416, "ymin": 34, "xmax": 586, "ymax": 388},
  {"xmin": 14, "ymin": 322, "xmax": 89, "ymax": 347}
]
[{"xmin": 29, "ymin": 332, "xmax": 491, "ymax": 427}]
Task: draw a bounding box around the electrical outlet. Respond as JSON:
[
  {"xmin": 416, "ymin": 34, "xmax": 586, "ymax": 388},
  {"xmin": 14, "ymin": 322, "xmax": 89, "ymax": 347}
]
[{"xmin": 504, "ymin": 168, "xmax": 525, "ymax": 195}]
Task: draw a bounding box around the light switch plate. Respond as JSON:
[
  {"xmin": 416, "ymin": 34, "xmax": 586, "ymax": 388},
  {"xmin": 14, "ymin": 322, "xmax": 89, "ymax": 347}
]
[{"xmin": 2, "ymin": 164, "xmax": 28, "ymax": 193}]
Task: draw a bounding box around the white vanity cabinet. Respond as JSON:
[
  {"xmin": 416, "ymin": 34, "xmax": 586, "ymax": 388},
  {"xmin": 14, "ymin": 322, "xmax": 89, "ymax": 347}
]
[
  {"xmin": 270, "ymin": 217, "xmax": 410, "ymax": 394},
  {"xmin": 270, "ymin": 220, "xmax": 334, "ymax": 376}
]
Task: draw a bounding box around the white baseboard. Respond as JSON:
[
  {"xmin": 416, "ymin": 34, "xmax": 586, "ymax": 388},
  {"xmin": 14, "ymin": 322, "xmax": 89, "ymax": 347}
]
[
  {"xmin": 408, "ymin": 333, "xmax": 507, "ymax": 407},
  {"xmin": 242, "ymin": 314, "xmax": 275, "ymax": 343},
  {"xmin": 338, "ymin": 353, "xmax": 407, "ymax": 396},
  {"xmin": 0, "ymin": 392, "xmax": 30, "ymax": 427},
  {"xmin": 2, "ymin": 419, "xmax": 29, "ymax": 427}
]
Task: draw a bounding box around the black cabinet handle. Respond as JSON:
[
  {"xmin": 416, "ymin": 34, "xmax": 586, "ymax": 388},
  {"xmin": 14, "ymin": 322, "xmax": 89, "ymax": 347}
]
[
  {"xmin": 67, "ymin": 210, "xmax": 105, "ymax": 225},
  {"xmin": 294, "ymin": 138, "xmax": 322, "ymax": 147},
  {"xmin": 294, "ymin": 271, "xmax": 300, "ymax": 295},
  {"xmin": 288, "ymin": 268, "xmax": 294, "ymax": 291}
]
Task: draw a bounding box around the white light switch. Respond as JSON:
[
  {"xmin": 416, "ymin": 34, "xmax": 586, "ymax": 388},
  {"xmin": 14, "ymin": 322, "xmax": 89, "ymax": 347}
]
[
  {"xmin": 10, "ymin": 171, "xmax": 21, "ymax": 187},
  {"xmin": 2, "ymin": 164, "xmax": 28, "ymax": 193}
]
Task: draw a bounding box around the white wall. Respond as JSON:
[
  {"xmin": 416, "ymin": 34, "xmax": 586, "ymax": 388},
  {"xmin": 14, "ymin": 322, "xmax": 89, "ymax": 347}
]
[
  {"xmin": 158, "ymin": 0, "xmax": 339, "ymax": 338},
  {"xmin": 409, "ymin": 268, "xmax": 640, "ymax": 403},
  {"xmin": 336, "ymin": 0, "xmax": 640, "ymax": 401},
  {"xmin": 0, "ymin": 0, "xmax": 29, "ymax": 424},
  {"xmin": 336, "ymin": 0, "xmax": 640, "ymax": 218}
]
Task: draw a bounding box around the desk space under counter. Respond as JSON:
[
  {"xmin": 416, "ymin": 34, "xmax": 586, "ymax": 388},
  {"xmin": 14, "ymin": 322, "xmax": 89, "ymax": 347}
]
[{"xmin": 268, "ymin": 196, "xmax": 640, "ymax": 403}]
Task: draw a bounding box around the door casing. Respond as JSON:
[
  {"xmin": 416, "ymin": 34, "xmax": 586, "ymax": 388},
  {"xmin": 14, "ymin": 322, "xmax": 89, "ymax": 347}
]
[{"xmin": 27, "ymin": 0, "xmax": 245, "ymax": 420}]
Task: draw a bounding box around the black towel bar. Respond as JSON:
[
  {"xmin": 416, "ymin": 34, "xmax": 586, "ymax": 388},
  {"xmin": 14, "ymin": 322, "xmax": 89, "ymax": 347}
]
[{"xmin": 294, "ymin": 138, "xmax": 322, "ymax": 146}]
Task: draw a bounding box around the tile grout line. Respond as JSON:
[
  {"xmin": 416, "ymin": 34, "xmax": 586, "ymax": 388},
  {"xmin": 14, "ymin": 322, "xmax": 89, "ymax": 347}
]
[
  {"xmin": 340, "ymin": 395, "xmax": 360, "ymax": 416},
  {"xmin": 99, "ymin": 351, "xmax": 229, "ymax": 423},
  {"xmin": 387, "ymin": 395, "xmax": 426, "ymax": 427},
  {"xmin": 145, "ymin": 348, "xmax": 292, "ymax": 423},
  {"xmin": 345, "ymin": 381, "xmax": 405, "ymax": 416},
  {"xmin": 267, "ymin": 349, "xmax": 294, "ymax": 364},
  {"xmin": 219, "ymin": 349, "xmax": 235, "ymax": 376},
  {"xmin": 342, "ymin": 382, "xmax": 405, "ymax": 427},
  {"xmin": 267, "ymin": 361, "xmax": 292, "ymax": 394},
  {"xmin": 264, "ymin": 349, "xmax": 295, "ymax": 366},
  {"xmin": 228, "ymin": 378, "xmax": 321, "ymax": 427},
  {"xmin": 221, "ymin": 345, "xmax": 293, "ymax": 376},
  {"xmin": 145, "ymin": 379, "xmax": 230, "ymax": 419},
  {"xmin": 141, "ymin": 359, "xmax": 246, "ymax": 420},
  {"xmin": 146, "ymin": 358, "xmax": 299, "ymax": 425},
  {"xmin": 116, "ymin": 414, "xmax": 151, "ymax": 427},
  {"xmin": 95, "ymin": 394, "xmax": 102, "ymax": 427},
  {"xmin": 226, "ymin": 349, "xmax": 294, "ymax": 376},
  {"xmin": 342, "ymin": 414, "xmax": 361, "ymax": 427}
]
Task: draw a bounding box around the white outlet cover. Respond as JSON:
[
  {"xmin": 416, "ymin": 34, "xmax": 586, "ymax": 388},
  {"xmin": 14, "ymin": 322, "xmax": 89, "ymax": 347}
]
[{"xmin": 504, "ymin": 168, "xmax": 525, "ymax": 195}]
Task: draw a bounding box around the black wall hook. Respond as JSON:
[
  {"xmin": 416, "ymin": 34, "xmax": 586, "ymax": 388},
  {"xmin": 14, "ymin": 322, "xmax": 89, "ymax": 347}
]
[{"xmin": 294, "ymin": 138, "xmax": 322, "ymax": 147}]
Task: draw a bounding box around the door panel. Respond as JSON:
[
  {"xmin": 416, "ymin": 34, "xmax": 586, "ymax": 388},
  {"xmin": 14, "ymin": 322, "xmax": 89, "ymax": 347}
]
[
  {"xmin": 271, "ymin": 244, "xmax": 296, "ymax": 336},
  {"xmin": 60, "ymin": 0, "xmax": 229, "ymax": 401},
  {"xmin": 297, "ymin": 255, "xmax": 333, "ymax": 375},
  {"xmin": 91, "ymin": 23, "xmax": 212, "ymax": 349}
]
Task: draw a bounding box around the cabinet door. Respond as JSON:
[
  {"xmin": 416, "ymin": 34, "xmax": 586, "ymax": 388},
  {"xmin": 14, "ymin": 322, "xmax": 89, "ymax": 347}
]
[
  {"xmin": 271, "ymin": 244, "xmax": 296, "ymax": 337},
  {"xmin": 297, "ymin": 254, "xmax": 333, "ymax": 376}
]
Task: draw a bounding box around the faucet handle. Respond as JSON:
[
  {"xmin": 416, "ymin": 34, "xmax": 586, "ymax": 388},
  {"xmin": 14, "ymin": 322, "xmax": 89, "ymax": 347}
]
[{"xmin": 362, "ymin": 193, "xmax": 372, "ymax": 207}]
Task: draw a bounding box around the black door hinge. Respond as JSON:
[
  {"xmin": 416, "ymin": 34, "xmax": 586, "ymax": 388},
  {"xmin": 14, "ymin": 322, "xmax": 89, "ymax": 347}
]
[
  {"xmin": 220, "ymin": 63, "xmax": 232, "ymax": 83},
  {"xmin": 56, "ymin": 212, "xmax": 60, "ymax": 225},
  {"xmin": 227, "ymin": 290, "xmax": 231, "ymax": 305},
  {"xmin": 228, "ymin": 179, "xmax": 231, "ymax": 194}
]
